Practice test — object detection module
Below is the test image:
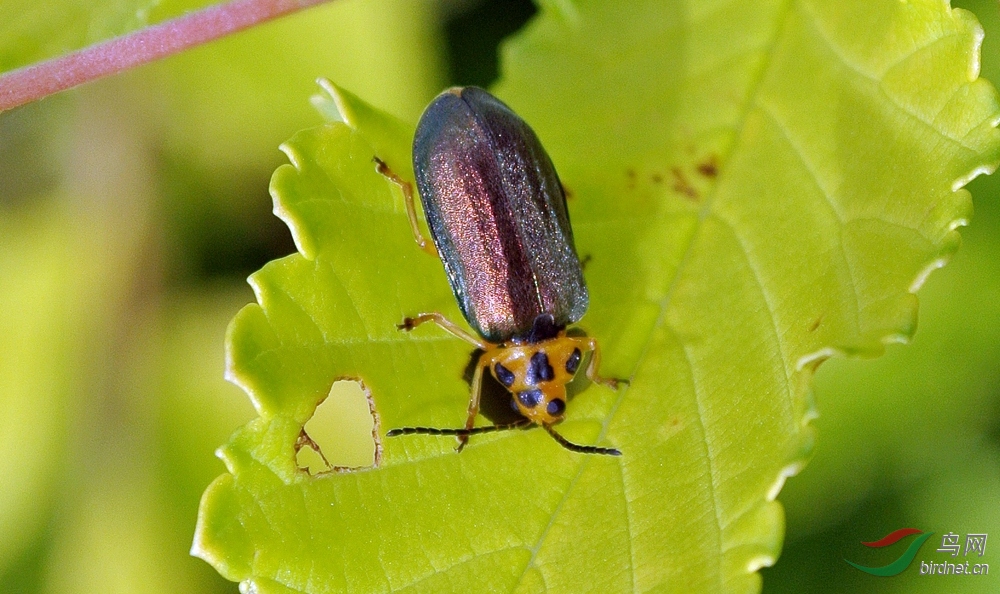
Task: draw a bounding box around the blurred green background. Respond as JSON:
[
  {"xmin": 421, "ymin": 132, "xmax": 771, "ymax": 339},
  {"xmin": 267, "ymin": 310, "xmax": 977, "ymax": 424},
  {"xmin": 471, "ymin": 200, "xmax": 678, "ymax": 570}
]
[{"xmin": 0, "ymin": 1, "xmax": 997, "ymax": 593}]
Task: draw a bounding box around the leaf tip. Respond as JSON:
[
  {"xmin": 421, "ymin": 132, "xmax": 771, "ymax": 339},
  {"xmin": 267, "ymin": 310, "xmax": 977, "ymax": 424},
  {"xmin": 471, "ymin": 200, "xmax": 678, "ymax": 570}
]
[
  {"xmin": 311, "ymin": 78, "xmax": 345, "ymax": 123},
  {"xmin": 795, "ymin": 346, "xmax": 841, "ymax": 372},
  {"xmin": 908, "ymin": 256, "xmax": 948, "ymax": 293},
  {"xmin": 747, "ymin": 554, "xmax": 777, "ymax": 573},
  {"xmin": 224, "ymin": 302, "xmax": 271, "ymax": 417},
  {"xmin": 313, "ymin": 78, "xmax": 364, "ymax": 130},
  {"xmin": 767, "ymin": 460, "xmax": 806, "ymax": 502},
  {"xmin": 951, "ymin": 163, "xmax": 996, "ymax": 192},
  {"xmin": 953, "ymin": 6, "xmax": 986, "ymax": 81},
  {"xmin": 191, "ymin": 474, "xmax": 252, "ymax": 581}
]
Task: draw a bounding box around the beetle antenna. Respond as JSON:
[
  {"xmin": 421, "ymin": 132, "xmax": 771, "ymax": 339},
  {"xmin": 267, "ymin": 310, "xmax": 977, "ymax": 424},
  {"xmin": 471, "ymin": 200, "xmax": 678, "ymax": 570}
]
[
  {"xmin": 543, "ymin": 424, "xmax": 621, "ymax": 456},
  {"xmin": 387, "ymin": 419, "xmax": 530, "ymax": 438}
]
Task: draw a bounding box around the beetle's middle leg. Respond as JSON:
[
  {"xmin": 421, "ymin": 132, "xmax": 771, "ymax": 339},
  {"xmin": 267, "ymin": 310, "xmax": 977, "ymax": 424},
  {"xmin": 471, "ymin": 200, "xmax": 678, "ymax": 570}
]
[{"xmin": 455, "ymin": 355, "xmax": 493, "ymax": 451}]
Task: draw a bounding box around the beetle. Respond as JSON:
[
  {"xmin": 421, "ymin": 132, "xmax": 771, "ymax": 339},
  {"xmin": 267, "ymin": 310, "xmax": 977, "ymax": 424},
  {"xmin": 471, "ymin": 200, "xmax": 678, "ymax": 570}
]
[{"xmin": 376, "ymin": 86, "xmax": 623, "ymax": 455}]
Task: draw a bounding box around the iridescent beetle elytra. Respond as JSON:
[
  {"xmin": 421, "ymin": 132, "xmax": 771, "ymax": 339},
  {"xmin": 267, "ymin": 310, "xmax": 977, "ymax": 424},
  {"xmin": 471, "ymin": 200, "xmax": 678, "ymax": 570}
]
[{"xmin": 377, "ymin": 87, "xmax": 624, "ymax": 455}]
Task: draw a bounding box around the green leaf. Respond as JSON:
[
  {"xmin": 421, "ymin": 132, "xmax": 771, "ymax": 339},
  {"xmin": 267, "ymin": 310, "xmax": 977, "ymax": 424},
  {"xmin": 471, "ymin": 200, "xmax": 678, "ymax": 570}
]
[
  {"xmin": 193, "ymin": 1, "xmax": 1000, "ymax": 592},
  {"xmin": 765, "ymin": 180, "xmax": 1000, "ymax": 592}
]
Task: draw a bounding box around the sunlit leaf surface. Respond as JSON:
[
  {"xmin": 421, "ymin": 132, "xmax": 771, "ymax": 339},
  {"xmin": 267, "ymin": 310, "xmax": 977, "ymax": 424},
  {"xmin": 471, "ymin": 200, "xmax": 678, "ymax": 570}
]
[{"xmin": 193, "ymin": 1, "xmax": 1000, "ymax": 592}]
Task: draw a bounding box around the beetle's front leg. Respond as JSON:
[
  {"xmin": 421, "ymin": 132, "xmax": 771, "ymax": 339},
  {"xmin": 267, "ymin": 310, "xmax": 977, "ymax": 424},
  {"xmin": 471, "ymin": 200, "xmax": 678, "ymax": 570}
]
[
  {"xmin": 397, "ymin": 312, "xmax": 487, "ymax": 350},
  {"xmin": 373, "ymin": 157, "xmax": 438, "ymax": 257}
]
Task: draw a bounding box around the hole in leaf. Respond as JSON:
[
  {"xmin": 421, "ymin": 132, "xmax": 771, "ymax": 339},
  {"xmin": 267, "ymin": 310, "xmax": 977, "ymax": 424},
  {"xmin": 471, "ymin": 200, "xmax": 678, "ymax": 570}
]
[{"xmin": 295, "ymin": 379, "xmax": 379, "ymax": 474}]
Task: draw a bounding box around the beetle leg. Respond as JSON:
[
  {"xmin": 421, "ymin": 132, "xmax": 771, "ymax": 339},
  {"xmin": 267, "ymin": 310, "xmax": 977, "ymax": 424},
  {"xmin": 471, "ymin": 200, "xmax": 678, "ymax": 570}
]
[
  {"xmin": 579, "ymin": 337, "xmax": 629, "ymax": 390},
  {"xmin": 373, "ymin": 157, "xmax": 437, "ymax": 256},
  {"xmin": 456, "ymin": 355, "xmax": 491, "ymax": 451},
  {"xmin": 397, "ymin": 313, "xmax": 488, "ymax": 350}
]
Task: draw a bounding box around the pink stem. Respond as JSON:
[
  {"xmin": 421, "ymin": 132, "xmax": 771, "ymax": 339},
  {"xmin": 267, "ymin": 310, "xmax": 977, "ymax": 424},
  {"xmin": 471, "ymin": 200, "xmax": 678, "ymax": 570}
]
[{"xmin": 0, "ymin": 0, "xmax": 334, "ymax": 112}]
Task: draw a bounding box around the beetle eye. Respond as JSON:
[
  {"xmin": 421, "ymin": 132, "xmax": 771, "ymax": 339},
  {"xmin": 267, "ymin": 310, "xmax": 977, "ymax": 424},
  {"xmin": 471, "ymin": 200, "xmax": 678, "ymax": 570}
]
[
  {"xmin": 565, "ymin": 348, "xmax": 582, "ymax": 374},
  {"xmin": 518, "ymin": 390, "xmax": 543, "ymax": 408},
  {"xmin": 546, "ymin": 399, "xmax": 565, "ymax": 417}
]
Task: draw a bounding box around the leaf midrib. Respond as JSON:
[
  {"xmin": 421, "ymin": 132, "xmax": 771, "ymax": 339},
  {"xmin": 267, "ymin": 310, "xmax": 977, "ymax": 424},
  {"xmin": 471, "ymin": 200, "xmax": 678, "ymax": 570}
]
[{"xmin": 507, "ymin": 1, "xmax": 798, "ymax": 591}]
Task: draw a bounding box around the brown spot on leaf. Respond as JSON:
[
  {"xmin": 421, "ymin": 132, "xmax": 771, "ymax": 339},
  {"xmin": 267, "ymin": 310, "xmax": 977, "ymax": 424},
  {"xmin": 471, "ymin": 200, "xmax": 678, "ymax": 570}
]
[
  {"xmin": 659, "ymin": 415, "xmax": 686, "ymax": 440},
  {"xmin": 671, "ymin": 167, "xmax": 699, "ymax": 200},
  {"xmin": 697, "ymin": 155, "xmax": 719, "ymax": 178},
  {"xmin": 809, "ymin": 316, "xmax": 823, "ymax": 332}
]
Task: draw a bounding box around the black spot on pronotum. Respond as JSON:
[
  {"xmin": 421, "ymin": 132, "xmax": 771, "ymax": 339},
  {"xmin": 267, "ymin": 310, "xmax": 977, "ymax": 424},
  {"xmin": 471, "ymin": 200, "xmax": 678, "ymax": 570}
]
[
  {"xmin": 494, "ymin": 362, "xmax": 515, "ymax": 387},
  {"xmin": 518, "ymin": 389, "xmax": 543, "ymax": 408},
  {"xmin": 546, "ymin": 399, "xmax": 565, "ymax": 417},
  {"xmin": 526, "ymin": 351, "xmax": 554, "ymax": 385},
  {"xmin": 565, "ymin": 348, "xmax": 582, "ymax": 374}
]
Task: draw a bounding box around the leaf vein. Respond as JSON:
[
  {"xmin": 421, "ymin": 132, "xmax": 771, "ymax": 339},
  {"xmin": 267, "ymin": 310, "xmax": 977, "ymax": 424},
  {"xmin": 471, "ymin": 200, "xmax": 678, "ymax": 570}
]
[
  {"xmin": 752, "ymin": 100, "xmax": 863, "ymax": 335},
  {"xmin": 798, "ymin": 0, "xmax": 983, "ymax": 153}
]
